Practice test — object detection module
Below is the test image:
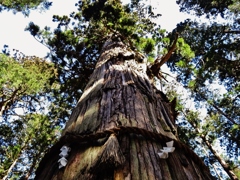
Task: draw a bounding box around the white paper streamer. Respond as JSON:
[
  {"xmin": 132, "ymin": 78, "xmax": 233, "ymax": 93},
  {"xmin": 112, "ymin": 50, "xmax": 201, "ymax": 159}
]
[
  {"xmin": 158, "ymin": 141, "xmax": 175, "ymax": 159},
  {"xmin": 158, "ymin": 152, "xmax": 169, "ymax": 159},
  {"xmin": 58, "ymin": 157, "xmax": 68, "ymax": 169},
  {"xmin": 58, "ymin": 145, "xmax": 71, "ymax": 168}
]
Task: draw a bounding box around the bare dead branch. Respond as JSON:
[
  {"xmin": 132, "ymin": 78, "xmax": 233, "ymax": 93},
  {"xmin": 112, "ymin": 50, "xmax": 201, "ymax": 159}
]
[{"xmin": 149, "ymin": 32, "xmax": 179, "ymax": 78}]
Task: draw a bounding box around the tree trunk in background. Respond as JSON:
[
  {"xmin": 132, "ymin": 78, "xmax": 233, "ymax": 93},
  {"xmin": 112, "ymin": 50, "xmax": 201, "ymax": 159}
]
[
  {"xmin": 200, "ymin": 134, "xmax": 238, "ymax": 180},
  {"xmin": 35, "ymin": 35, "xmax": 214, "ymax": 180},
  {"xmin": 3, "ymin": 158, "xmax": 19, "ymax": 180},
  {"xmin": 182, "ymin": 108, "xmax": 238, "ymax": 180}
]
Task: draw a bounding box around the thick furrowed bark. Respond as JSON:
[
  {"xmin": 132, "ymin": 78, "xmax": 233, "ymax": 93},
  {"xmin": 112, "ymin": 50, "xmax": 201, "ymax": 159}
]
[{"xmin": 35, "ymin": 38, "xmax": 214, "ymax": 180}]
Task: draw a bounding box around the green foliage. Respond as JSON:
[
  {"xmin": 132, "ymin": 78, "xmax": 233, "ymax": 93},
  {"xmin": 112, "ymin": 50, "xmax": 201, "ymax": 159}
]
[
  {"xmin": 233, "ymin": 167, "xmax": 240, "ymax": 179},
  {"xmin": 0, "ymin": 113, "xmax": 61, "ymax": 179},
  {"xmin": 167, "ymin": 85, "xmax": 239, "ymax": 178},
  {"xmin": 165, "ymin": 23, "xmax": 239, "ymax": 175},
  {"xmin": 176, "ymin": 0, "xmax": 234, "ymax": 17},
  {"xmin": 169, "ymin": 19, "xmax": 240, "ymax": 90},
  {"xmin": 136, "ymin": 37, "xmax": 155, "ymax": 54},
  {"xmin": 176, "ymin": 38, "xmax": 195, "ymax": 59},
  {"xmin": 0, "ymin": 54, "xmax": 56, "ymax": 94},
  {"xmin": 0, "ymin": 0, "xmax": 52, "ymax": 16},
  {"xmin": 0, "ymin": 54, "xmax": 57, "ymax": 116},
  {"xmin": 142, "ymin": 38, "xmax": 155, "ymax": 54},
  {"xmin": 228, "ymin": 0, "xmax": 240, "ymax": 14},
  {"xmin": 0, "ymin": 54, "xmax": 59, "ymax": 179}
]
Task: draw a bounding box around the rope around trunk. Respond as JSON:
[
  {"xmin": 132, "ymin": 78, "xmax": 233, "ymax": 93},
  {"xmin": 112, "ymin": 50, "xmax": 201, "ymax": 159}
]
[{"xmin": 36, "ymin": 125, "xmax": 211, "ymax": 176}]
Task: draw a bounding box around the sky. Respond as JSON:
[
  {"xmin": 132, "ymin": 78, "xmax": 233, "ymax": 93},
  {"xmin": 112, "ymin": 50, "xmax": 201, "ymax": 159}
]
[{"xmin": 0, "ymin": 0, "xmax": 193, "ymax": 58}]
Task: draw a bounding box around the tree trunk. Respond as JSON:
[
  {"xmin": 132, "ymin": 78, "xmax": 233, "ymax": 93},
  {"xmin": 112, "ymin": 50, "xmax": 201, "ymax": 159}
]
[
  {"xmin": 200, "ymin": 134, "xmax": 238, "ymax": 180},
  {"xmin": 3, "ymin": 158, "xmax": 19, "ymax": 180},
  {"xmin": 182, "ymin": 109, "xmax": 238, "ymax": 180},
  {"xmin": 35, "ymin": 35, "xmax": 214, "ymax": 180}
]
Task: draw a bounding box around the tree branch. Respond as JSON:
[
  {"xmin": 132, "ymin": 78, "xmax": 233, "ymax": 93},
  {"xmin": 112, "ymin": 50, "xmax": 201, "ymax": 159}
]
[
  {"xmin": 149, "ymin": 32, "xmax": 179, "ymax": 78},
  {"xmin": 224, "ymin": 30, "xmax": 240, "ymax": 34}
]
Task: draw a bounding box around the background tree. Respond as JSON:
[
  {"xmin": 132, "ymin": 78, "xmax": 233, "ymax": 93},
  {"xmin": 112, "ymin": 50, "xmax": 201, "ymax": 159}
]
[
  {"xmin": 165, "ymin": 0, "xmax": 240, "ymax": 178},
  {"xmin": 0, "ymin": 53, "xmax": 61, "ymax": 179},
  {"xmin": 177, "ymin": 0, "xmax": 236, "ymax": 17}
]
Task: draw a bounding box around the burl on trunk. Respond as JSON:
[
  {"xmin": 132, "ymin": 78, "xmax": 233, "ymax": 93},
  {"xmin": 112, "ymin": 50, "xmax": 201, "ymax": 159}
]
[{"xmin": 35, "ymin": 35, "xmax": 214, "ymax": 180}]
